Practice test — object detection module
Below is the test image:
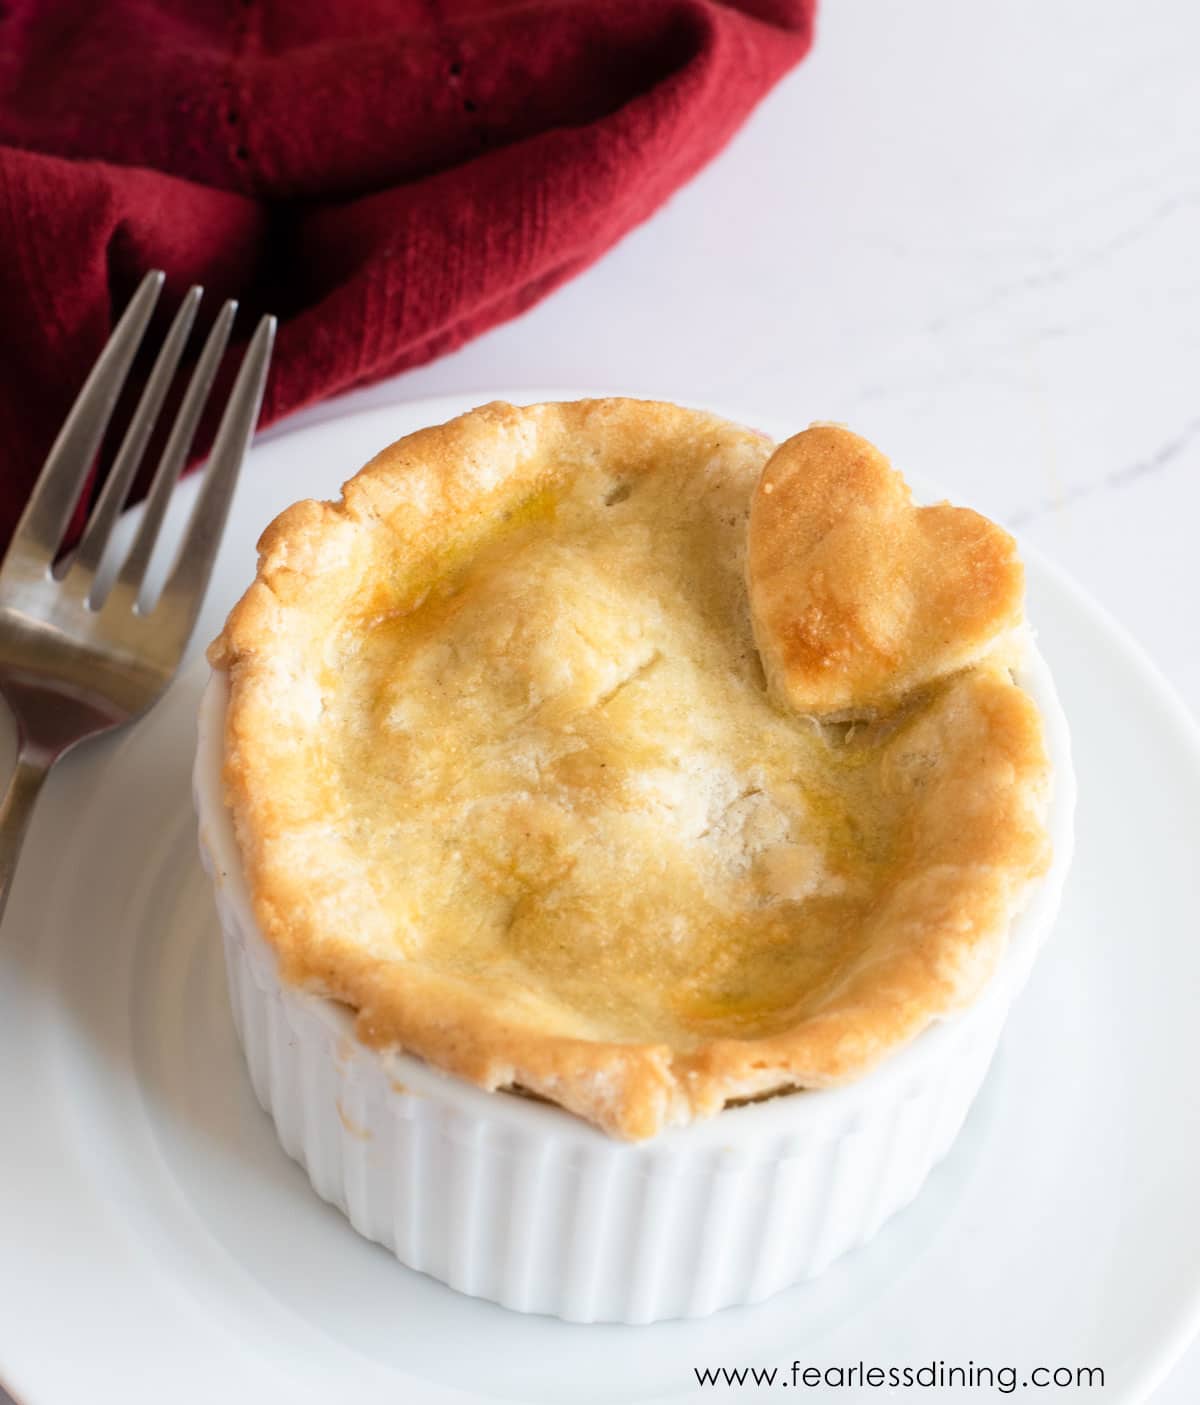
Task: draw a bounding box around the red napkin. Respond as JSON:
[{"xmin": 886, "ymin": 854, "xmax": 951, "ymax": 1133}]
[{"xmin": 0, "ymin": 0, "xmax": 815, "ymax": 547}]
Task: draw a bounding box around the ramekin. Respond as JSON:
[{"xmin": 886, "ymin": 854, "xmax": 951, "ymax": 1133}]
[{"xmin": 193, "ymin": 644, "xmax": 1074, "ymax": 1325}]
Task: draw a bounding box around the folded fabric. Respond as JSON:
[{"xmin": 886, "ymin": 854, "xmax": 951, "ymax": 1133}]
[{"xmin": 0, "ymin": 0, "xmax": 815, "ymax": 547}]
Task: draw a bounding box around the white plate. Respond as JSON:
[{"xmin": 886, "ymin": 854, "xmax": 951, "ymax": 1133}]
[{"xmin": 2, "ymin": 393, "xmax": 1198, "ymax": 1405}]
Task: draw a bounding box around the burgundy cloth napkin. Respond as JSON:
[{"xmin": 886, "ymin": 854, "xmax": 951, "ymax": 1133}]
[{"xmin": 0, "ymin": 0, "xmax": 815, "ymax": 547}]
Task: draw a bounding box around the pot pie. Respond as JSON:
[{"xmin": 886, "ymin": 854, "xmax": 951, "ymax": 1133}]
[{"xmin": 209, "ymin": 400, "xmax": 1051, "ymax": 1141}]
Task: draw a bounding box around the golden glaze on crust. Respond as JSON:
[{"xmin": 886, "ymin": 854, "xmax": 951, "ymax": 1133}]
[
  {"xmin": 210, "ymin": 401, "xmax": 1051, "ymax": 1141},
  {"xmin": 747, "ymin": 425, "xmax": 1025, "ymax": 717}
]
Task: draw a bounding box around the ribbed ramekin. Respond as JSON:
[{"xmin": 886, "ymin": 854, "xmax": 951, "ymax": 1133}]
[{"xmin": 193, "ymin": 644, "xmax": 1074, "ymax": 1325}]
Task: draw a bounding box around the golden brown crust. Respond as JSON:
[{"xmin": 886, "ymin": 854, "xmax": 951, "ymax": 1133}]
[
  {"xmin": 210, "ymin": 401, "xmax": 1050, "ymax": 1141},
  {"xmin": 747, "ymin": 425, "xmax": 1025, "ymax": 717}
]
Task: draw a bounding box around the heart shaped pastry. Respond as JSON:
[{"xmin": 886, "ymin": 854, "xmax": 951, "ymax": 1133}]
[{"xmin": 747, "ymin": 425, "xmax": 1024, "ymax": 717}]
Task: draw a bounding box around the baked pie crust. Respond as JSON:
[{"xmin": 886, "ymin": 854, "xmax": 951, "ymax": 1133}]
[{"xmin": 209, "ymin": 400, "xmax": 1051, "ymax": 1140}]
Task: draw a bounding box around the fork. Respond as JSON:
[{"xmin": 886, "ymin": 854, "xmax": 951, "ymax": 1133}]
[{"xmin": 0, "ymin": 270, "xmax": 275, "ymax": 924}]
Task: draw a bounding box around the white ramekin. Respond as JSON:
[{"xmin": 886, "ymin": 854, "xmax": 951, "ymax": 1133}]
[{"xmin": 193, "ymin": 645, "xmax": 1074, "ymax": 1325}]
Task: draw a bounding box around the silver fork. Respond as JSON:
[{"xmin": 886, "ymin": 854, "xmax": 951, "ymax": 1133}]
[{"xmin": 0, "ymin": 270, "xmax": 275, "ymax": 923}]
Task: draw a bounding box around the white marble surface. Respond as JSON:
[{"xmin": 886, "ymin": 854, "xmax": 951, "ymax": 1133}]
[
  {"xmin": 282, "ymin": 0, "xmax": 1200, "ymax": 733},
  {"xmin": 5, "ymin": 0, "xmax": 1198, "ymax": 1400}
]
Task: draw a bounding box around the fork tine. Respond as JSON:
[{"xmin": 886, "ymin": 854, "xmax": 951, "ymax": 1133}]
[
  {"xmin": 113, "ymin": 298, "xmax": 238, "ymax": 598},
  {"xmin": 1, "ymin": 269, "xmax": 163, "ymax": 574},
  {"xmin": 157, "ymin": 314, "xmax": 276, "ymax": 641},
  {"xmin": 71, "ymin": 285, "xmax": 204, "ymax": 589}
]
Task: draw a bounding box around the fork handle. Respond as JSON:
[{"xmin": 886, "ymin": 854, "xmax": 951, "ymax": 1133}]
[{"xmin": 0, "ymin": 750, "xmax": 50, "ymax": 928}]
